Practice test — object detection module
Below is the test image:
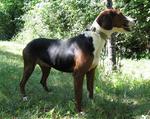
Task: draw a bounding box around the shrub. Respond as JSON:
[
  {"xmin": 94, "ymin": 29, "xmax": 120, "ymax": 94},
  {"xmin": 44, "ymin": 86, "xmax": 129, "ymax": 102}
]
[
  {"xmin": 15, "ymin": 0, "xmax": 104, "ymax": 42},
  {"xmin": 0, "ymin": 0, "xmax": 24, "ymax": 40}
]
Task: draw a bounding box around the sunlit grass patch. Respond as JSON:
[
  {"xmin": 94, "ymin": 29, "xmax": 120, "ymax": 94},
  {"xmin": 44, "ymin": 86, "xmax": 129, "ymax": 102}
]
[
  {"xmin": 0, "ymin": 41, "xmax": 25, "ymax": 55},
  {"xmin": 121, "ymin": 59, "xmax": 150, "ymax": 80}
]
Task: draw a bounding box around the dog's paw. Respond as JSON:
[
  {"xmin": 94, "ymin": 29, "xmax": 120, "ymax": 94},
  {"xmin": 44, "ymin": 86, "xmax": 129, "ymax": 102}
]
[{"xmin": 22, "ymin": 96, "xmax": 28, "ymax": 101}]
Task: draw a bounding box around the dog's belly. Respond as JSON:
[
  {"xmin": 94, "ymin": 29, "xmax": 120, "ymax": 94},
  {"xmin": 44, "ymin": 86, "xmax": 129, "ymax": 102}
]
[{"xmin": 51, "ymin": 54, "xmax": 75, "ymax": 72}]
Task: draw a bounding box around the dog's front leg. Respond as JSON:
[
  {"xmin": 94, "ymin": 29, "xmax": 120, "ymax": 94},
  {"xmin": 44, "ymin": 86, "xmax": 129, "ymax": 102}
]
[
  {"xmin": 86, "ymin": 67, "xmax": 96, "ymax": 99},
  {"xmin": 73, "ymin": 72, "xmax": 84, "ymax": 112}
]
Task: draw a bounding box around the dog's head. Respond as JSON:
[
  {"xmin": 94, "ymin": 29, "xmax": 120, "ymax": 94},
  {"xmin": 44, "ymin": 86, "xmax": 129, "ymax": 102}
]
[{"xmin": 92, "ymin": 9, "xmax": 135, "ymax": 35}]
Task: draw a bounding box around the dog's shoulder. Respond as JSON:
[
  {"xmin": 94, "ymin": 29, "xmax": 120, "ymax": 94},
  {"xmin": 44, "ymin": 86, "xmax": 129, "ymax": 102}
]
[{"xmin": 68, "ymin": 32, "xmax": 95, "ymax": 54}]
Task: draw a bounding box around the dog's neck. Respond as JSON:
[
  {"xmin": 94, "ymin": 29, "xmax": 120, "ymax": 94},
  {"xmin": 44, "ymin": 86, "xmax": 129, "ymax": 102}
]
[{"xmin": 90, "ymin": 20, "xmax": 112, "ymax": 40}]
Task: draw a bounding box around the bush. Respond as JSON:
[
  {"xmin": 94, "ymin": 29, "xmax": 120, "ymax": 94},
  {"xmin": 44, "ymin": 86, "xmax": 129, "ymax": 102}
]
[
  {"xmin": 0, "ymin": 0, "xmax": 24, "ymax": 40},
  {"xmin": 15, "ymin": 0, "xmax": 104, "ymax": 42}
]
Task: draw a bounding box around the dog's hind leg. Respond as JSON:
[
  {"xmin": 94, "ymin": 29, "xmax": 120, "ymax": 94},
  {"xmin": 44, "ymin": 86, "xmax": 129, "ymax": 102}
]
[
  {"xmin": 20, "ymin": 60, "xmax": 35, "ymax": 99},
  {"xmin": 39, "ymin": 65, "xmax": 51, "ymax": 92},
  {"xmin": 20, "ymin": 48, "xmax": 36, "ymax": 100}
]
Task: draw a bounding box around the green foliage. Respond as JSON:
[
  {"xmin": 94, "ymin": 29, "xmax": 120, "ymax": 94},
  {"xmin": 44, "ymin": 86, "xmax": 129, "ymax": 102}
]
[
  {"xmin": 15, "ymin": 0, "xmax": 104, "ymax": 42},
  {"xmin": 114, "ymin": 0, "xmax": 150, "ymax": 59},
  {"xmin": 0, "ymin": 0, "xmax": 150, "ymax": 58},
  {"xmin": 0, "ymin": 41, "xmax": 150, "ymax": 118},
  {"xmin": 0, "ymin": 0, "xmax": 24, "ymax": 40}
]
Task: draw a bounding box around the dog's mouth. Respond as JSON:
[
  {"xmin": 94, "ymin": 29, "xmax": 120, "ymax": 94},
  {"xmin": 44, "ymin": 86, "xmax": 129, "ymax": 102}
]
[
  {"xmin": 123, "ymin": 26, "xmax": 131, "ymax": 32},
  {"xmin": 123, "ymin": 22, "xmax": 132, "ymax": 32},
  {"xmin": 123, "ymin": 17, "xmax": 135, "ymax": 32}
]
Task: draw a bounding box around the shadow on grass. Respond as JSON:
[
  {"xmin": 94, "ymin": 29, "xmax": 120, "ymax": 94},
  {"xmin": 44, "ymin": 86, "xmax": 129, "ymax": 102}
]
[{"xmin": 0, "ymin": 50, "xmax": 149, "ymax": 118}]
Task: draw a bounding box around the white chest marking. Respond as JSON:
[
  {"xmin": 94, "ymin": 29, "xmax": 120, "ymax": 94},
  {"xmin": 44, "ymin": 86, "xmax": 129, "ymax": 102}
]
[{"xmin": 83, "ymin": 31, "xmax": 106, "ymax": 69}]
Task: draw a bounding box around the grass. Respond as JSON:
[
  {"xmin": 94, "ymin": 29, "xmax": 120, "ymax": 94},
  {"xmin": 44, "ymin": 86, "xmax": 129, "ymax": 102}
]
[{"xmin": 0, "ymin": 41, "xmax": 150, "ymax": 119}]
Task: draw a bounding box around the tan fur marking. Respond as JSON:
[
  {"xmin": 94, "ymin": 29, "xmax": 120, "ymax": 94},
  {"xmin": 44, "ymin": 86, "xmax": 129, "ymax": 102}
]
[{"xmin": 73, "ymin": 47, "xmax": 93, "ymax": 73}]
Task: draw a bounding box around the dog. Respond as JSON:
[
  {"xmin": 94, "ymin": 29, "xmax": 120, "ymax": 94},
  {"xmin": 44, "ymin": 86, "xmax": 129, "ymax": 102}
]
[{"xmin": 20, "ymin": 8, "xmax": 135, "ymax": 112}]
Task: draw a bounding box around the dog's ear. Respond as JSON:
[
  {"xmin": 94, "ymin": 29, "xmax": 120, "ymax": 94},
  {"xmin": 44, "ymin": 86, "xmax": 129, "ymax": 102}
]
[{"xmin": 96, "ymin": 13, "xmax": 113, "ymax": 30}]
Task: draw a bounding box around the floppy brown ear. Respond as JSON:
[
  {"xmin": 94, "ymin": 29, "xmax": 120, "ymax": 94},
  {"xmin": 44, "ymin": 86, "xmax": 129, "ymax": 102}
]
[{"xmin": 96, "ymin": 14, "xmax": 113, "ymax": 30}]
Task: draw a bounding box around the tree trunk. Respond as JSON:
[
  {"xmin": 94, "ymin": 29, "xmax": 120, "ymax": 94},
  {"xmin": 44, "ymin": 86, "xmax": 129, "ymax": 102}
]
[
  {"xmin": 106, "ymin": 0, "xmax": 113, "ymax": 8},
  {"xmin": 106, "ymin": 0, "xmax": 117, "ymax": 72},
  {"xmin": 107, "ymin": 34, "xmax": 117, "ymax": 71}
]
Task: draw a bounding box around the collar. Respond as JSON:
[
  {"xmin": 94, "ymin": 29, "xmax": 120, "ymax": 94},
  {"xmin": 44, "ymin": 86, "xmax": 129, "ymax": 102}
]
[
  {"xmin": 99, "ymin": 31, "xmax": 108, "ymax": 40},
  {"xmin": 90, "ymin": 27, "xmax": 108, "ymax": 41}
]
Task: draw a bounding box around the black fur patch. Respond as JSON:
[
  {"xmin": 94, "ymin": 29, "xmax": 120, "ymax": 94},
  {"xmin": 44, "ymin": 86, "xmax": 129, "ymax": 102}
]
[{"xmin": 25, "ymin": 34, "xmax": 94, "ymax": 72}]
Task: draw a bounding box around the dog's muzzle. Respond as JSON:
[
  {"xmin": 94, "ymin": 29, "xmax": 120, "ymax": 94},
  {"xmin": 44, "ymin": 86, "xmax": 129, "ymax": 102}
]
[{"xmin": 124, "ymin": 16, "xmax": 135, "ymax": 31}]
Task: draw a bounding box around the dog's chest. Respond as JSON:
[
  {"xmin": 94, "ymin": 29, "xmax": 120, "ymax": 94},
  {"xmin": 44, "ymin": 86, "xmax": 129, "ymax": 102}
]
[{"xmin": 88, "ymin": 32, "xmax": 106, "ymax": 69}]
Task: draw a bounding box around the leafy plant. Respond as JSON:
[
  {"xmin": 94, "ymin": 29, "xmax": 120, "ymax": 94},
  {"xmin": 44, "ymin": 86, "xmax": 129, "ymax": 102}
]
[
  {"xmin": 14, "ymin": 0, "xmax": 104, "ymax": 42},
  {"xmin": 0, "ymin": 0, "xmax": 24, "ymax": 40}
]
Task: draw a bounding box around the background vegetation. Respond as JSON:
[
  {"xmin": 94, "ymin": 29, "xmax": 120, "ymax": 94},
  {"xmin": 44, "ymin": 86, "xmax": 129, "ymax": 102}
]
[{"xmin": 0, "ymin": 0, "xmax": 150, "ymax": 58}]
